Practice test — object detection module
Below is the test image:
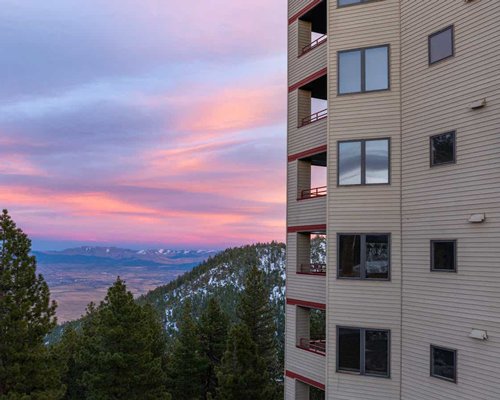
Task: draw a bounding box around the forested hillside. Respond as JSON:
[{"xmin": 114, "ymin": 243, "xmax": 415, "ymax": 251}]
[
  {"xmin": 2, "ymin": 207, "xmax": 328, "ymax": 399},
  {"xmin": 138, "ymin": 242, "xmax": 287, "ymax": 339}
]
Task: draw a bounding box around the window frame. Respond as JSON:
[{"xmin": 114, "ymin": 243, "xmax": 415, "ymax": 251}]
[
  {"xmin": 337, "ymin": 233, "xmax": 391, "ymax": 281},
  {"xmin": 428, "ymin": 25, "xmax": 455, "ymax": 65},
  {"xmin": 336, "ymin": 326, "xmax": 391, "ymax": 378},
  {"xmin": 337, "ymin": 0, "xmax": 383, "ymax": 8},
  {"xmin": 430, "ymin": 240, "xmax": 457, "ymax": 272},
  {"xmin": 337, "ymin": 138, "xmax": 391, "ymax": 186},
  {"xmin": 430, "ymin": 345, "xmax": 457, "ymax": 383},
  {"xmin": 430, "ymin": 131, "xmax": 456, "ymax": 167},
  {"xmin": 337, "ymin": 45, "xmax": 391, "ymax": 95}
]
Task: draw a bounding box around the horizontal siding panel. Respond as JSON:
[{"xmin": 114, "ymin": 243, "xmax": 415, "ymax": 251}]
[
  {"xmin": 326, "ymin": 0, "xmax": 402, "ymax": 398},
  {"xmin": 401, "ymin": 0, "xmax": 500, "ymax": 399}
]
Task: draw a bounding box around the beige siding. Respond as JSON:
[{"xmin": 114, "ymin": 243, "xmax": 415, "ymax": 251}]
[
  {"xmin": 400, "ymin": 0, "xmax": 500, "ymax": 399},
  {"xmin": 326, "ymin": 0, "xmax": 402, "ymax": 399},
  {"xmin": 288, "ymin": 1, "xmax": 500, "ymax": 399},
  {"xmin": 285, "ymin": 376, "xmax": 297, "ymax": 399}
]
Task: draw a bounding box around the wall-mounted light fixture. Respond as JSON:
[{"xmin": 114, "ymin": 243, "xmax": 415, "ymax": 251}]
[
  {"xmin": 469, "ymin": 329, "xmax": 488, "ymax": 341},
  {"xmin": 468, "ymin": 213, "xmax": 486, "ymax": 223},
  {"xmin": 470, "ymin": 98, "xmax": 487, "ymax": 110}
]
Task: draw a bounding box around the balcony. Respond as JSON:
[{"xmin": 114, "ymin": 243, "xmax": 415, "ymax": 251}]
[
  {"xmin": 298, "ymin": 262, "xmax": 326, "ymax": 275},
  {"xmin": 288, "ymin": 0, "xmax": 327, "ymax": 86},
  {"xmin": 296, "ymin": 150, "xmax": 326, "ymax": 201},
  {"xmin": 296, "ymin": 307, "xmax": 326, "ymax": 356},
  {"xmin": 297, "ymin": 232, "xmax": 326, "ymax": 276},
  {"xmin": 289, "ymin": 373, "xmax": 325, "ymax": 400},
  {"xmin": 299, "ymin": 108, "xmax": 327, "ymax": 128},
  {"xmin": 297, "ymin": 0, "xmax": 327, "ymax": 58},
  {"xmin": 298, "ymin": 185, "xmax": 326, "ymax": 201},
  {"xmin": 298, "ymin": 338, "xmax": 326, "ymax": 355},
  {"xmin": 296, "ymin": 74, "xmax": 327, "ymax": 129},
  {"xmin": 300, "ymin": 34, "xmax": 327, "ymax": 57}
]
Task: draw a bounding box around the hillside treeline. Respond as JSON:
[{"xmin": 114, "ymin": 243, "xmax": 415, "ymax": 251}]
[{"xmin": 0, "ymin": 210, "xmax": 283, "ymax": 399}]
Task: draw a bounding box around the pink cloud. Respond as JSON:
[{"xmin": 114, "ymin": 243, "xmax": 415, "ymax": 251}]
[
  {"xmin": 2, "ymin": 185, "xmax": 284, "ymax": 247},
  {"xmin": 0, "ymin": 0, "xmax": 288, "ymax": 249},
  {"xmin": 0, "ymin": 154, "xmax": 46, "ymax": 176}
]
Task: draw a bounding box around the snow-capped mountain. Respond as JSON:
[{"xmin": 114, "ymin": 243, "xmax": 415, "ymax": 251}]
[{"xmin": 35, "ymin": 246, "xmax": 218, "ymax": 266}]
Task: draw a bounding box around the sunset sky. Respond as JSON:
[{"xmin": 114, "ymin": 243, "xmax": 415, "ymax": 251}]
[{"xmin": 0, "ymin": 0, "xmax": 287, "ymax": 250}]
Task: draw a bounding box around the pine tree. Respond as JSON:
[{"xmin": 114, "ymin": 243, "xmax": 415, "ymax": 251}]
[
  {"xmin": 237, "ymin": 265, "xmax": 278, "ymax": 378},
  {"xmin": 0, "ymin": 209, "xmax": 64, "ymax": 399},
  {"xmin": 217, "ymin": 324, "xmax": 274, "ymax": 400},
  {"xmin": 77, "ymin": 278, "xmax": 170, "ymax": 400},
  {"xmin": 199, "ymin": 298, "xmax": 229, "ymax": 399},
  {"xmin": 167, "ymin": 299, "xmax": 207, "ymax": 400},
  {"xmin": 51, "ymin": 326, "xmax": 85, "ymax": 400}
]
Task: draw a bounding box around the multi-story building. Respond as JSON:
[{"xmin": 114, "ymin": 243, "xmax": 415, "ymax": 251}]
[{"xmin": 284, "ymin": 1, "xmax": 500, "ymax": 399}]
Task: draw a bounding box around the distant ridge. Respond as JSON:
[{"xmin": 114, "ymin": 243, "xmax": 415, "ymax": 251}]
[{"xmin": 33, "ymin": 246, "xmax": 219, "ymax": 267}]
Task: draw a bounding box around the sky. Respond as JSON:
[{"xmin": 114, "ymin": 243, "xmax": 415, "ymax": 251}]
[{"xmin": 0, "ymin": 0, "xmax": 287, "ymax": 250}]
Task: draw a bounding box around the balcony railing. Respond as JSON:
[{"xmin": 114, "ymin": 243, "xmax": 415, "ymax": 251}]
[
  {"xmin": 298, "ymin": 186, "xmax": 327, "ymax": 200},
  {"xmin": 300, "ymin": 109, "xmax": 327, "ymax": 128},
  {"xmin": 298, "ymin": 338, "xmax": 326, "ymax": 355},
  {"xmin": 300, "ymin": 34, "xmax": 327, "ymax": 57},
  {"xmin": 298, "ymin": 263, "xmax": 326, "ymax": 275}
]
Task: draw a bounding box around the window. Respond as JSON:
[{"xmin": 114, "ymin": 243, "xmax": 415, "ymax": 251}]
[
  {"xmin": 431, "ymin": 240, "xmax": 456, "ymax": 272},
  {"xmin": 431, "ymin": 345, "xmax": 457, "ymax": 383},
  {"xmin": 338, "ymin": 234, "xmax": 390, "ymax": 280},
  {"xmin": 338, "ymin": 139, "xmax": 389, "ymax": 185},
  {"xmin": 338, "ymin": 0, "xmax": 378, "ymax": 7},
  {"xmin": 337, "ymin": 327, "xmax": 390, "ymax": 377},
  {"xmin": 429, "ymin": 26, "xmax": 454, "ymax": 64},
  {"xmin": 431, "ymin": 131, "xmax": 455, "ymax": 166},
  {"xmin": 338, "ymin": 45, "xmax": 389, "ymax": 94}
]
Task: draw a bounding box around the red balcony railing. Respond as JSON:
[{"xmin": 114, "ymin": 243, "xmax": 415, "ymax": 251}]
[
  {"xmin": 298, "ymin": 263, "xmax": 326, "ymax": 275},
  {"xmin": 298, "ymin": 338, "xmax": 326, "ymax": 355},
  {"xmin": 298, "ymin": 186, "xmax": 327, "ymax": 200},
  {"xmin": 300, "ymin": 34, "xmax": 327, "ymax": 57},
  {"xmin": 300, "ymin": 109, "xmax": 327, "ymax": 127}
]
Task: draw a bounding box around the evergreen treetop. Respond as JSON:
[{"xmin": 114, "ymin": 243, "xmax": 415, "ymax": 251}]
[
  {"xmin": 76, "ymin": 278, "xmax": 171, "ymax": 400},
  {"xmin": 167, "ymin": 299, "xmax": 207, "ymax": 400},
  {"xmin": 217, "ymin": 324, "xmax": 274, "ymax": 400},
  {"xmin": 0, "ymin": 209, "xmax": 63, "ymax": 399},
  {"xmin": 237, "ymin": 265, "xmax": 278, "ymax": 376},
  {"xmin": 199, "ymin": 297, "xmax": 229, "ymax": 399}
]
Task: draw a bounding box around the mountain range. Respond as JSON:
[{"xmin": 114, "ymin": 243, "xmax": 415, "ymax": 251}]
[{"xmin": 35, "ymin": 246, "xmax": 217, "ymax": 323}]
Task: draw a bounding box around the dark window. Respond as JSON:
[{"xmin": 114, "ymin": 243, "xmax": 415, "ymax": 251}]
[
  {"xmin": 338, "ymin": 0, "xmax": 378, "ymax": 7},
  {"xmin": 365, "ymin": 330, "xmax": 390, "ymax": 376},
  {"xmin": 338, "ymin": 139, "xmax": 389, "ymax": 185},
  {"xmin": 431, "ymin": 131, "xmax": 456, "ymax": 166},
  {"xmin": 338, "ymin": 235, "xmax": 361, "ymax": 278},
  {"xmin": 338, "ymin": 46, "xmax": 389, "ymax": 94},
  {"xmin": 337, "ymin": 327, "xmax": 390, "ymax": 377},
  {"xmin": 338, "ymin": 234, "xmax": 390, "ymax": 280},
  {"xmin": 429, "ymin": 26, "xmax": 454, "ymax": 64},
  {"xmin": 431, "ymin": 240, "xmax": 456, "ymax": 272},
  {"xmin": 431, "ymin": 346, "xmax": 457, "ymax": 382},
  {"xmin": 310, "ymin": 386, "xmax": 325, "ymax": 400},
  {"xmin": 365, "ymin": 235, "xmax": 390, "ymax": 279},
  {"xmin": 338, "ymin": 328, "xmax": 361, "ymax": 372}
]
